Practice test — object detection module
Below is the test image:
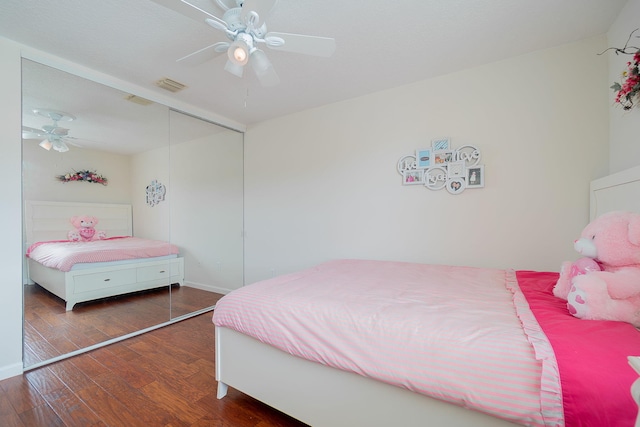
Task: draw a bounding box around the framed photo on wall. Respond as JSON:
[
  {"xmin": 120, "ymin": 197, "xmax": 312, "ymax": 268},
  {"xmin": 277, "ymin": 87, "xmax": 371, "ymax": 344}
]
[
  {"xmin": 446, "ymin": 177, "xmax": 466, "ymax": 195},
  {"xmin": 403, "ymin": 169, "xmax": 424, "ymax": 185},
  {"xmin": 415, "ymin": 148, "xmax": 432, "ymax": 169},
  {"xmin": 431, "ymin": 137, "xmax": 450, "ymax": 151},
  {"xmin": 467, "ymin": 165, "xmax": 484, "ymax": 188},
  {"xmin": 447, "ymin": 161, "xmax": 466, "ymax": 178},
  {"xmin": 433, "ymin": 150, "xmax": 454, "ymax": 166}
]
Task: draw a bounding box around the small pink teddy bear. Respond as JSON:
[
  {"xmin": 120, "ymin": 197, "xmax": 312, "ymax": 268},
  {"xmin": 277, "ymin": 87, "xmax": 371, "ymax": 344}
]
[{"xmin": 68, "ymin": 215, "xmax": 106, "ymax": 242}]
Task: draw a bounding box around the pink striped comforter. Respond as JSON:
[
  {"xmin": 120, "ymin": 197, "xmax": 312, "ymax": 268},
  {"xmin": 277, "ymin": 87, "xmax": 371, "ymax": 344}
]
[
  {"xmin": 213, "ymin": 259, "xmax": 563, "ymax": 426},
  {"xmin": 26, "ymin": 237, "xmax": 179, "ymax": 272}
]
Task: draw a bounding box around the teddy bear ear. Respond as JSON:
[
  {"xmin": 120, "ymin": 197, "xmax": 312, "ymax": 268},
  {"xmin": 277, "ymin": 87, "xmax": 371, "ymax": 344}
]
[
  {"xmin": 628, "ymin": 213, "xmax": 640, "ymax": 246},
  {"xmin": 70, "ymin": 216, "xmax": 77, "ymax": 223}
]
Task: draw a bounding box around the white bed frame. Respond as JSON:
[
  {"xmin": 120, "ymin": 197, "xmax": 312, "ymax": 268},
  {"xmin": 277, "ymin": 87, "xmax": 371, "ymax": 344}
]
[
  {"xmin": 589, "ymin": 164, "xmax": 640, "ymax": 427},
  {"xmin": 24, "ymin": 200, "xmax": 184, "ymax": 311},
  {"xmin": 215, "ymin": 165, "xmax": 640, "ymax": 427}
]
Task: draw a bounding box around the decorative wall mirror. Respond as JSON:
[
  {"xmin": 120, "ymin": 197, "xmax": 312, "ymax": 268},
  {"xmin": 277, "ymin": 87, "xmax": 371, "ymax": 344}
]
[{"xmin": 21, "ymin": 59, "xmax": 243, "ymax": 369}]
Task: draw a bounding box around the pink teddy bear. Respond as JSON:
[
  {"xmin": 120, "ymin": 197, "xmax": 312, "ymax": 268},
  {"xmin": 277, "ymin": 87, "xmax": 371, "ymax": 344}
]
[
  {"xmin": 552, "ymin": 211, "xmax": 640, "ymax": 327},
  {"xmin": 68, "ymin": 215, "xmax": 106, "ymax": 242}
]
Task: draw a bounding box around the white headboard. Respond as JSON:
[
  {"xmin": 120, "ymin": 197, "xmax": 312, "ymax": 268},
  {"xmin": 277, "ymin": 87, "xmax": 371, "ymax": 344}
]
[
  {"xmin": 590, "ymin": 165, "xmax": 640, "ymax": 220},
  {"xmin": 24, "ymin": 200, "xmax": 132, "ymax": 245}
]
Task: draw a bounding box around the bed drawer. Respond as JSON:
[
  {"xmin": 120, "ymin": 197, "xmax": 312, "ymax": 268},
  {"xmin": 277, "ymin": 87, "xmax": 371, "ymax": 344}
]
[
  {"xmin": 73, "ymin": 268, "xmax": 137, "ymax": 293},
  {"xmin": 136, "ymin": 261, "xmax": 180, "ymax": 282}
]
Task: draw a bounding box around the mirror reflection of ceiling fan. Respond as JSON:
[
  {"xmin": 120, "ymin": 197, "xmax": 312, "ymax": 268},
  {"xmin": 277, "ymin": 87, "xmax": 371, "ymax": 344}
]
[
  {"xmin": 152, "ymin": 0, "xmax": 336, "ymax": 86},
  {"xmin": 22, "ymin": 109, "xmax": 81, "ymax": 153}
]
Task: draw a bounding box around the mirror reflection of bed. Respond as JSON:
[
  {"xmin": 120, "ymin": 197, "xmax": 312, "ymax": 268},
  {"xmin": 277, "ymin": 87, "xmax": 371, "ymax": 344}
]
[{"xmin": 21, "ymin": 59, "xmax": 244, "ymax": 369}]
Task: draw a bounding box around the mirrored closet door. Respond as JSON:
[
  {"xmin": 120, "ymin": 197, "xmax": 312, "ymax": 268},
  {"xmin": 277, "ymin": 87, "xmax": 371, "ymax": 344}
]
[
  {"xmin": 168, "ymin": 110, "xmax": 244, "ymax": 319},
  {"xmin": 22, "ymin": 59, "xmax": 244, "ymax": 369}
]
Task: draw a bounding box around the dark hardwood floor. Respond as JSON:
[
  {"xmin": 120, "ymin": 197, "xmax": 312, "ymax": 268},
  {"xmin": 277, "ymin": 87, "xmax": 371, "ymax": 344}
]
[
  {"xmin": 24, "ymin": 283, "xmax": 223, "ymax": 365},
  {"xmin": 1, "ymin": 311, "xmax": 309, "ymax": 426}
]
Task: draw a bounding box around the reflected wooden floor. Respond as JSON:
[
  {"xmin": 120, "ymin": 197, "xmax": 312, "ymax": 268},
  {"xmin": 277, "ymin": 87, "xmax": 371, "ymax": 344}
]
[
  {"xmin": 1, "ymin": 312, "xmax": 309, "ymax": 427},
  {"xmin": 24, "ymin": 284, "xmax": 223, "ymax": 366}
]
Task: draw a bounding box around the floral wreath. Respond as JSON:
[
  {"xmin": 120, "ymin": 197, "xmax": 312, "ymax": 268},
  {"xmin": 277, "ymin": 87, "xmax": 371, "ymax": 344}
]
[
  {"xmin": 603, "ymin": 28, "xmax": 640, "ymax": 111},
  {"xmin": 57, "ymin": 170, "xmax": 108, "ymax": 186}
]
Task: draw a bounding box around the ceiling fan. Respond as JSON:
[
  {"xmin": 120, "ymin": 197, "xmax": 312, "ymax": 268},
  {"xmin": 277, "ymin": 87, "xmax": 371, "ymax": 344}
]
[
  {"xmin": 22, "ymin": 109, "xmax": 80, "ymax": 153},
  {"xmin": 153, "ymin": 0, "xmax": 336, "ymax": 86}
]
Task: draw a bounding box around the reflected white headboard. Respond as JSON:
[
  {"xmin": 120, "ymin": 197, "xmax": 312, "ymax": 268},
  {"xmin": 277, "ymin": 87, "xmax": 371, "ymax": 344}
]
[
  {"xmin": 590, "ymin": 165, "xmax": 640, "ymax": 220},
  {"xmin": 24, "ymin": 200, "xmax": 132, "ymax": 245}
]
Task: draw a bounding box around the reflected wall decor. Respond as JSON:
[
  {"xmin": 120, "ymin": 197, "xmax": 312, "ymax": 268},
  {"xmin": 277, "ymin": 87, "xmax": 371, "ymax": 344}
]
[{"xmin": 146, "ymin": 179, "xmax": 166, "ymax": 207}]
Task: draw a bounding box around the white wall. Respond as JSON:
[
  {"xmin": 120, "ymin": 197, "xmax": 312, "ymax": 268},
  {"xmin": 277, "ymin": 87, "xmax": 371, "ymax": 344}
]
[
  {"xmin": 131, "ymin": 146, "xmax": 171, "ymax": 241},
  {"xmin": 130, "ymin": 115, "xmax": 245, "ymax": 294},
  {"xmin": 608, "ymin": 0, "xmax": 640, "ymax": 173},
  {"xmin": 0, "ymin": 37, "xmax": 24, "ymax": 380},
  {"xmin": 244, "ymin": 36, "xmax": 610, "ymax": 284},
  {"xmin": 22, "ymin": 140, "xmax": 132, "ymax": 204},
  {"xmin": 169, "ymin": 126, "xmax": 244, "ymax": 293}
]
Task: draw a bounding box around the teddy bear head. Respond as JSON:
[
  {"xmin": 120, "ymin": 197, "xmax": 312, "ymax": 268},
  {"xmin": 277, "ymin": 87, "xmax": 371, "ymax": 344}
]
[
  {"xmin": 68, "ymin": 215, "xmax": 105, "ymax": 242},
  {"xmin": 71, "ymin": 215, "xmax": 99, "ymax": 229},
  {"xmin": 574, "ymin": 211, "xmax": 640, "ymax": 268}
]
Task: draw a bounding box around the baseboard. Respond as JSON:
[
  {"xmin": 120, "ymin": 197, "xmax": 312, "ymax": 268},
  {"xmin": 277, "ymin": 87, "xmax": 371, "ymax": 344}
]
[
  {"xmin": 0, "ymin": 362, "xmax": 23, "ymax": 381},
  {"xmin": 183, "ymin": 280, "xmax": 232, "ymax": 295}
]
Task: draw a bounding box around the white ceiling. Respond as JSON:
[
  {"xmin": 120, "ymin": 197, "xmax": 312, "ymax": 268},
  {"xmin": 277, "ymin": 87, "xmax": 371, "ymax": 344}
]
[{"xmin": 0, "ymin": 0, "xmax": 628, "ymax": 129}]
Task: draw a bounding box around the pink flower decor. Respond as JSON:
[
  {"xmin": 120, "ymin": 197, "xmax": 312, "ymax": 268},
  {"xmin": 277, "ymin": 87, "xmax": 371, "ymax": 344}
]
[
  {"xmin": 607, "ymin": 29, "xmax": 640, "ymax": 110},
  {"xmin": 57, "ymin": 170, "xmax": 108, "ymax": 185}
]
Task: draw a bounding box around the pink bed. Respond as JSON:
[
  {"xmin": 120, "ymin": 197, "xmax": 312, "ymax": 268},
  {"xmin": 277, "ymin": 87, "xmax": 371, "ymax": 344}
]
[
  {"xmin": 26, "ymin": 236, "xmax": 180, "ymax": 271},
  {"xmin": 25, "ymin": 236, "xmax": 184, "ymax": 311},
  {"xmin": 213, "ymin": 259, "xmax": 640, "ymax": 426}
]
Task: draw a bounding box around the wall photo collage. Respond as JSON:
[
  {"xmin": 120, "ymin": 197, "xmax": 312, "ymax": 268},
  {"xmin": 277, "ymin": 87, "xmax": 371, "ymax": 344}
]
[{"xmin": 397, "ymin": 137, "xmax": 484, "ymax": 195}]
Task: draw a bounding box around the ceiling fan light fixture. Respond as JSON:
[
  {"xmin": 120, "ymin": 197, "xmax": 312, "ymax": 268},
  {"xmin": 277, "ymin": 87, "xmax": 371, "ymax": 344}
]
[
  {"xmin": 228, "ymin": 39, "xmax": 250, "ymax": 65},
  {"xmin": 251, "ymin": 49, "xmax": 271, "ymax": 75},
  {"xmin": 52, "ymin": 141, "xmax": 69, "ymax": 153},
  {"xmin": 39, "ymin": 139, "xmax": 53, "ymax": 151},
  {"xmin": 224, "ymin": 59, "xmax": 244, "ymax": 77}
]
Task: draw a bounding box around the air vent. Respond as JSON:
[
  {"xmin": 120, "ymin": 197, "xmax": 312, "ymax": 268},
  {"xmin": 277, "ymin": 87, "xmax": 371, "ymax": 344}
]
[
  {"xmin": 155, "ymin": 78, "xmax": 187, "ymax": 93},
  {"xmin": 125, "ymin": 94, "xmax": 154, "ymax": 106}
]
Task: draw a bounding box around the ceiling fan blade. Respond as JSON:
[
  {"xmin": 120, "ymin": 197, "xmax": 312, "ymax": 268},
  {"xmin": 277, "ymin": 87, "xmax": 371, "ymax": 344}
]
[
  {"xmin": 177, "ymin": 42, "xmax": 229, "ymax": 66},
  {"xmin": 32, "ymin": 109, "xmax": 75, "ymax": 122},
  {"xmin": 151, "ymin": 0, "xmax": 229, "ymax": 30},
  {"xmin": 265, "ymin": 32, "xmax": 336, "ymax": 57},
  {"xmin": 42, "ymin": 125, "xmax": 69, "ymax": 136},
  {"xmin": 63, "ymin": 138, "xmax": 83, "ymax": 148},
  {"xmin": 22, "ymin": 126, "xmax": 46, "ymax": 139},
  {"xmin": 251, "ymin": 49, "xmax": 279, "ymax": 87},
  {"xmin": 241, "ymin": 0, "xmax": 278, "ymax": 28}
]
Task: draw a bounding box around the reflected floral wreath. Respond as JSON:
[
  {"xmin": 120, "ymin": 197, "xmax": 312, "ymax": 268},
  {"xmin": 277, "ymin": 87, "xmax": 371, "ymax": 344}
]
[{"xmin": 57, "ymin": 170, "xmax": 108, "ymax": 186}]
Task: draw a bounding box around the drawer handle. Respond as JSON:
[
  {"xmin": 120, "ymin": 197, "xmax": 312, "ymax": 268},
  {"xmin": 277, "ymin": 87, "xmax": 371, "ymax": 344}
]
[
  {"xmin": 104, "ymin": 278, "xmax": 111, "ymax": 282},
  {"xmin": 159, "ymin": 270, "xmax": 166, "ymax": 273}
]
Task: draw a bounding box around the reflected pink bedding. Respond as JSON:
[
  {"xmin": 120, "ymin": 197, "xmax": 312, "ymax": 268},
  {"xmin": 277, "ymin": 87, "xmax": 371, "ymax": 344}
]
[{"xmin": 26, "ymin": 236, "xmax": 179, "ymax": 272}]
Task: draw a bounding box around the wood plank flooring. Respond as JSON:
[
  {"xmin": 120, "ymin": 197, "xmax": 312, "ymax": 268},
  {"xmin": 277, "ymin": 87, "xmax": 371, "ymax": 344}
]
[
  {"xmin": 24, "ymin": 283, "xmax": 222, "ymax": 366},
  {"xmin": 1, "ymin": 312, "xmax": 309, "ymax": 426}
]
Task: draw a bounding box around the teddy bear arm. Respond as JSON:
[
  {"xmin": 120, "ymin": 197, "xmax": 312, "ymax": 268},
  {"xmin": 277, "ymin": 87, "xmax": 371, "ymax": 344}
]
[{"xmin": 552, "ymin": 261, "xmax": 574, "ymax": 300}]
